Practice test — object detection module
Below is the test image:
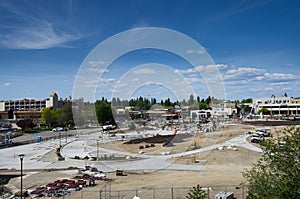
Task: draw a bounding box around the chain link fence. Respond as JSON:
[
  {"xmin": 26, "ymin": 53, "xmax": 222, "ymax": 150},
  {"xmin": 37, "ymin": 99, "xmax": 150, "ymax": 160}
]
[{"xmin": 60, "ymin": 183, "xmax": 247, "ymax": 199}]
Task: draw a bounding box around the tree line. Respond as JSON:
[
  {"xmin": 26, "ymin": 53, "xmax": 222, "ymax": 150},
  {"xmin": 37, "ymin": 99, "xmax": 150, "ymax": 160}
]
[
  {"xmin": 17, "ymin": 94, "xmax": 237, "ymax": 130},
  {"xmin": 16, "ymin": 100, "xmax": 74, "ymax": 130}
]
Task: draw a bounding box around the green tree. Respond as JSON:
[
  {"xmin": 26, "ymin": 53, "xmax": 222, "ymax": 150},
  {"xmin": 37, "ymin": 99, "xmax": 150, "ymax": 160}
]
[
  {"xmin": 186, "ymin": 184, "xmax": 207, "ymax": 199},
  {"xmin": 95, "ymin": 100, "xmax": 115, "ymax": 125},
  {"xmin": 41, "ymin": 108, "xmax": 61, "ymax": 127},
  {"xmin": 243, "ymin": 127, "xmax": 300, "ymax": 199},
  {"xmin": 198, "ymin": 102, "xmax": 208, "ymax": 110},
  {"xmin": 188, "ymin": 94, "xmax": 195, "ymax": 105},
  {"xmin": 205, "ymin": 96, "xmax": 211, "ymax": 105},
  {"xmin": 241, "ymin": 98, "xmax": 253, "ymax": 103},
  {"xmin": 136, "ymin": 96, "xmax": 149, "ymax": 111},
  {"xmin": 164, "ymin": 98, "xmax": 171, "ymax": 107},
  {"xmin": 59, "ymin": 101, "xmax": 74, "ymax": 127},
  {"xmin": 258, "ymin": 107, "xmax": 268, "ymax": 115}
]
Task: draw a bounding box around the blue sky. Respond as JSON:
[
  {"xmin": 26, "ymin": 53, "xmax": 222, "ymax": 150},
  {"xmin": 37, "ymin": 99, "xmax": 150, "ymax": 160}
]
[{"xmin": 0, "ymin": 0, "xmax": 299, "ymax": 102}]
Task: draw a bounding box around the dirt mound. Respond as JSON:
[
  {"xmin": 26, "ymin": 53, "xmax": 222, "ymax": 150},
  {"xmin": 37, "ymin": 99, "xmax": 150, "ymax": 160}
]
[
  {"xmin": 124, "ymin": 134, "xmax": 175, "ymax": 144},
  {"xmin": 123, "ymin": 134, "xmax": 192, "ymax": 144}
]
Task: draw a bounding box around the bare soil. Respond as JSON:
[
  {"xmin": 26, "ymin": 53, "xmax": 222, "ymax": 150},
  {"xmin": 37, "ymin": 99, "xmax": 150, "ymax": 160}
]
[
  {"xmin": 100, "ymin": 124, "xmax": 254, "ymax": 155},
  {"xmin": 3, "ymin": 124, "xmax": 265, "ymax": 198}
]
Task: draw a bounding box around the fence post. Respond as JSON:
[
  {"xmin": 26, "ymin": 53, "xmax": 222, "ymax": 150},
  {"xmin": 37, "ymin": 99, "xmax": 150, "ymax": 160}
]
[
  {"xmin": 242, "ymin": 185, "xmax": 245, "ymax": 199},
  {"xmin": 171, "ymin": 187, "xmax": 174, "ymax": 199},
  {"xmin": 153, "ymin": 188, "xmax": 155, "ymax": 199},
  {"xmin": 207, "ymin": 187, "xmax": 210, "ymax": 199},
  {"xmin": 81, "ymin": 189, "xmax": 83, "ymax": 199},
  {"xmin": 99, "ymin": 189, "xmax": 102, "ymax": 199}
]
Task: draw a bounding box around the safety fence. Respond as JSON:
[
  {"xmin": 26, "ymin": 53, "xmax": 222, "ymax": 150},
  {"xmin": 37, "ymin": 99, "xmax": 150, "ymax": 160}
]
[{"xmin": 60, "ymin": 183, "xmax": 247, "ymax": 199}]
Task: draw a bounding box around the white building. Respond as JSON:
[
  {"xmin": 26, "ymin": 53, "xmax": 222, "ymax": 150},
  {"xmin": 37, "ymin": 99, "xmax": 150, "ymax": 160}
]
[
  {"xmin": 190, "ymin": 110, "xmax": 212, "ymax": 121},
  {"xmin": 252, "ymin": 96, "xmax": 300, "ymax": 116},
  {"xmin": 0, "ymin": 92, "xmax": 60, "ymax": 121},
  {"xmin": 211, "ymin": 107, "xmax": 237, "ymax": 117}
]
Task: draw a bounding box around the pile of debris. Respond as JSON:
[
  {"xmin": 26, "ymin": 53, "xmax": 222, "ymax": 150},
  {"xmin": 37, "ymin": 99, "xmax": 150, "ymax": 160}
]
[
  {"xmin": 29, "ymin": 179, "xmax": 87, "ymax": 198},
  {"xmin": 216, "ymin": 145, "xmax": 238, "ymax": 151},
  {"xmin": 28, "ymin": 167, "xmax": 111, "ymax": 198}
]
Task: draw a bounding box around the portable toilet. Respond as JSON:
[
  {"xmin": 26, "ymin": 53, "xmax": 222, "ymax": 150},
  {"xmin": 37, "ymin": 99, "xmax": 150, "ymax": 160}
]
[
  {"xmin": 215, "ymin": 191, "xmax": 235, "ymax": 199},
  {"xmin": 36, "ymin": 136, "xmax": 42, "ymax": 143}
]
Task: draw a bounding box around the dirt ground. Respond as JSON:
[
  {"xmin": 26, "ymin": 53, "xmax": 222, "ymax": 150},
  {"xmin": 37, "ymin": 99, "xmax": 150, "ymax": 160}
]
[
  {"xmin": 99, "ymin": 124, "xmax": 254, "ymax": 155},
  {"xmin": 107, "ymin": 146, "xmax": 262, "ymax": 189},
  {"xmin": 3, "ymin": 124, "xmax": 267, "ymax": 198},
  {"xmin": 4, "ymin": 146, "xmax": 261, "ymax": 198}
]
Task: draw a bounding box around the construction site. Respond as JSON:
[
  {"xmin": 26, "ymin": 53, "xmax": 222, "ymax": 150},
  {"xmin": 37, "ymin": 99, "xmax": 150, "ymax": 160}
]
[{"xmin": 1, "ymin": 118, "xmax": 288, "ymax": 199}]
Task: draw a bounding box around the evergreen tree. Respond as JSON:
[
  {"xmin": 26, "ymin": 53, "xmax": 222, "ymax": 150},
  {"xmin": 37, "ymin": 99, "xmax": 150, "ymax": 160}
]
[
  {"xmin": 188, "ymin": 94, "xmax": 195, "ymax": 105},
  {"xmin": 59, "ymin": 101, "xmax": 74, "ymax": 127},
  {"xmin": 95, "ymin": 100, "xmax": 115, "ymax": 125},
  {"xmin": 186, "ymin": 184, "xmax": 207, "ymax": 199},
  {"xmin": 205, "ymin": 96, "xmax": 211, "ymax": 105}
]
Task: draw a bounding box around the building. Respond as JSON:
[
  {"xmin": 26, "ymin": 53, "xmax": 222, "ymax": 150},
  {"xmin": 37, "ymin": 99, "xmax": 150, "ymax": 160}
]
[
  {"xmin": 211, "ymin": 107, "xmax": 237, "ymax": 117},
  {"xmin": 190, "ymin": 109, "xmax": 212, "ymax": 122},
  {"xmin": 0, "ymin": 92, "xmax": 60, "ymax": 121},
  {"xmin": 252, "ymin": 96, "xmax": 300, "ymax": 116},
  {"xmin": 209, "ymin": 102, "xmax": 237, "ymax": 118},
  {"xmin": 145, "ymin": 108, "xmax": 168, "ymax": 120}
]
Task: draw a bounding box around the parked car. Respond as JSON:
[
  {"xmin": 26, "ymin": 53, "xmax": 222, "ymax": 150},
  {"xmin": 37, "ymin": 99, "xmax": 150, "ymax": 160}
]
[
  {"xmin": 256, "ymin": 130, "xmax": 271, "ymax": 137},
  {"xmin": 52, "ymin": 127, "xmax": 65, "ymax": 132},
  {"xmin": 251, "ymin": 134, "xmax": 264, "ymax": 143}
]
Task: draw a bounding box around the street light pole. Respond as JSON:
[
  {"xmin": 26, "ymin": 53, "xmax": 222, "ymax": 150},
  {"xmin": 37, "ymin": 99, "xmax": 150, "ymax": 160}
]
[
  {"xmin": 18, "ymin": 154, "xmax": 25, "ymax": 199},
  {"xmin": 59, "ymin": 133, "xmax": 61, "ymax": 147},
  {"xmin": 97, "ymin": 140, "xmax": 99, "ymax": 161}
]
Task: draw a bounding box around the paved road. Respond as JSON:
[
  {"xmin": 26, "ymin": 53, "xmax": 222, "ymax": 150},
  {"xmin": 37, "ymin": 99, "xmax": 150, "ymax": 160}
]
[
  {"xmin": 0, "ymin": 130, "xmax": 262, "ymax": 173},
  {"xmin": 11, "ymin": 128, "xmax": 100, "ymax": 143},
  {"xmin": 60, "ymin": 132, "xmax": 262, "ymax": 172},
  {"xmin": 0, "ymin": 129, "xmax": 101, "ymax": 170}
]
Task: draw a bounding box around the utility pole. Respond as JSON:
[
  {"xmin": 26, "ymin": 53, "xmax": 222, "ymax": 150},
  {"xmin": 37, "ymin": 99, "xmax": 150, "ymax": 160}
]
[
  {"xmin": 97, "ymin": 140, "xmax": 99, "ymax": 161},
  {"xmin": 18, "ymin": 154, "xmax": 25, "ymax": 199}
]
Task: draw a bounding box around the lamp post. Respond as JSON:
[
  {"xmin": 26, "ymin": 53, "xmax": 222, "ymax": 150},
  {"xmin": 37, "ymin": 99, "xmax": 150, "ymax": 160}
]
[
  {"xmin": 18, "ymin": 154, "xmax": 25, "ymax": 199},
  {"xmin": 97, "ymin": 140, "xmax": 99, "ymax": 161}
]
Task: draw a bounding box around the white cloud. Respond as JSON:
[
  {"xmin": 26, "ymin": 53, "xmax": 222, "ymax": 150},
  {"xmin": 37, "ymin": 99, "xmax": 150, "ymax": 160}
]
[
  {"xmin": 196, "ymin": 64, "xmax": 227, "ymax": 72},
  {"xmin": 186, "ymin": 77, "xmax": 201, "ymax": 83},
  {"xmin": 224, "ymin": 79, "xmax": 248, "ymax": 85},
  {"xmin": 88, "ymin": 68, "xmax": 109, "ymax": 74},
  {"xmin": 88, "ymin": 61, "xmax": 106, "ymax": 67},
  {"xmin": 197, "ymin": 50, "xmax": 205, "ymax": 55},
  {"xmin": 223, "ymin": 67, "xmax": 266, "ymax": 81},
  {"xmin": 255, "ymin": 76, "xmax": 265, "ymax": 81},
  {"xmin": 132, "ymin": 68, "xmax": 156, "ymax": 75},
  {"xmin": 186, "ymin": 49, "xmax": 205, "ymax": 55},
  {"xmin": 0, "ymin": 20, "xmax": 80, "ymax": 49},
  {"xmin": 285, "ymin": 63, "xmax": 295, "ymax": 67},
  {"xmin": 175, "ymin": 64, "xmax": 227, "ymax": 75},
  {"xmin": 100, "ymin": 78, "xmax": 115, "ymax": 83},
  {"xmin": 225, "ymin": 67, "xmax": 265, "ymax": 76},
  {"xmin": 131, "ymin": 78, "xmax": 140, "ymax": 82},
  {"xmin": 85, "ymin": 79, "xmax": 98, "ymax": 87},
  {"xmin": 186, "ymin": 49, "xmax": 194, "ymax": 54},
  {"xmin": 270, "ymin": 82, "xmax": 289, "ymax": 86},
  {"xmin": 264, "ymin": 72, "xmax": 298, "ymax": 80},
  {"xmin": 0, "ymin": 2, "xmax": 81, "ymax": 49},
  {"xmin": 3, "ymin": 82, "xmax": 10, "ymax": 87}
]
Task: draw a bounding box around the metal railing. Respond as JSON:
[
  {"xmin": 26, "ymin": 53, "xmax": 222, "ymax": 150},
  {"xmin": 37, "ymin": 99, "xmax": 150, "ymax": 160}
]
[{"xmin": 61, "ymin": 184, "xmax": 247, "ymax": 199}]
